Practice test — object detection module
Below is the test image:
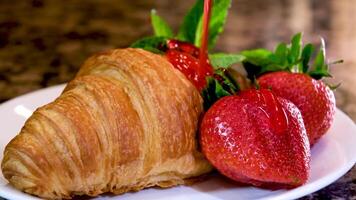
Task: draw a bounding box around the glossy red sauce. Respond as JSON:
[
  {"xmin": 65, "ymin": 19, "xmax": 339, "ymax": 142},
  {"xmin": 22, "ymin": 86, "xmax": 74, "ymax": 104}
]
[
  {"xmin": 165, "ymin": 0, "xmax": 213, "ymax": 91},
  {"xmin": 240, "ymin": 89, "xmax": 289, "ymax": 134}
]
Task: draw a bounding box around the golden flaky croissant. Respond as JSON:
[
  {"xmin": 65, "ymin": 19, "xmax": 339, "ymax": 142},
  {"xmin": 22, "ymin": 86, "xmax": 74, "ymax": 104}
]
[{"xmin": 1, "ymin": 48, "xmax": 212, "ymax": 199}]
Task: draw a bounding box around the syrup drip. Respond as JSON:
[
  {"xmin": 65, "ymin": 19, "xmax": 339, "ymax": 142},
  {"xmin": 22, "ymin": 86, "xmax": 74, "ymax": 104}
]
[
  {"xmin": 199, "ymin": 0, "xmax": 213, "ymax": 67},
  {"xmin": 165, "ymin": 0, "xmax": 214, "ymax": 91},
  {"xmin": 259, "ymin": 90, "xmax": 289, "ymax": 134}
]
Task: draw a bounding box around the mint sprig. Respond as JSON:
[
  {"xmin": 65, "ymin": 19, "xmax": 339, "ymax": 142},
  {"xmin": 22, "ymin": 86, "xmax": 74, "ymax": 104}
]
[
  {"xmin": 194, "ymin": 0, "xmax": 232, "ymax": 49},
  {"xmin": 209, "ymin": 53, "xmax": 245, "ymax": 69},
  {"xmin": 131, "ymin": 0, "xmax": 232, "ymax": 56}
]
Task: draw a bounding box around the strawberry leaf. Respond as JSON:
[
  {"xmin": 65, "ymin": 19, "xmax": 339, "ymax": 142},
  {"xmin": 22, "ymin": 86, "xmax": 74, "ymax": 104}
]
[
  {"xmin": 241, "ymin": 49, "xmax": 273, "ymax": 66},
  {"xmin": 177, "ymin": 0, "xmax": 204, "ymax": 43},
  {"xmin": 300, "ymin": 43, "xmax": 314, "ymax": 73},
  {"xmin": 194, "ymin": 0, "xmax": 232, "ymax": 49},
  {"xmin": 240, "ymin": 33, "xmax": 340, "ymax": 81},
  {"xmin": 214, "ymin": 68, "xmax": 240, "ymax": 93},
  {"xmin": 130, "ymin": 36, "xmax": 167, "ymax": 53},
  {"xmin": 288, "ymin": 32, "xmax": 302, "ymax": 65},
  {"xmin": 273, "ymin": 43, "xmax": 288, "ymax": 66},
  {"xmin": 314, "ymin": 37, "xmax": 326, "ymax": 69},
  {"xmin": 202, "ymin": 68, "xmax": 240, "ymax": 110},
  {"xmin": 150, "ymin": 10, "xmax": 174, "ymax": 38},
  {"xmin": 209, "ymin": 53, "xmax": 245, "ymax": 69},
  {"xmin": 308, "ymin": 37, "xmax": 331, "ymax": 79},
  {"xmin": 327, "ymin": 82, "xmax": 341, "ymax": 90},
  {"xmin": 202, "ymin": 77, "xmax": 231, "ymax": 110}
]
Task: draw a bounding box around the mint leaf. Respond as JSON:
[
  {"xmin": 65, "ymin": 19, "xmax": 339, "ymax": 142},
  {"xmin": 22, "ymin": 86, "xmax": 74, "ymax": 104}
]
[
  {"xmin": 150, "ymin": 10, "xmax": 174, "ymax": 38},
  {"xmin": 130, "ymin": 36, "xmax": 167, "ymax": 53},
  {"xmin": 194, "ymin": 0, "xmax": 232, "ymax": 49},
  {"xmin": 241, "ymin": 49, "xmax": 273, "ymax": 66},
  {"xmin": 241, "ymin": 48, "xmax": 285, "ymax": 79},
  {"xmin": 209, "ymin": 53, "xmax": 245, "ymax": 68},
  {"xmin": 177, "ymin": 0, "xmax": 204, "ymax": 43}
]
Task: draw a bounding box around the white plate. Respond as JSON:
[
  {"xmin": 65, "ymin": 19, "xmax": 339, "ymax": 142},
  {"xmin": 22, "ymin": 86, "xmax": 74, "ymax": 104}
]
[{"xmin": 0, "ymin": 84, "xmax": 355, "ymax": 200}]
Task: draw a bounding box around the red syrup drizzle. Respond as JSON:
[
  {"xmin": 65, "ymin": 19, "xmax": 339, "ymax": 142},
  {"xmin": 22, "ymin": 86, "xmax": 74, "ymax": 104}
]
[
  {"xmin": 242, "ymin": 89, "xmax": 289, "ymax": 134},
  {"xmin": 199, "ymin": 0, "xmax": 213, "ymax": 69},
  {"xmin": 166, "ymin": 0, "xmax": 214, "ymax": 91},
  {"xmin": 259, "ymin": 89, "xmax": 289, "ymax": 134}
]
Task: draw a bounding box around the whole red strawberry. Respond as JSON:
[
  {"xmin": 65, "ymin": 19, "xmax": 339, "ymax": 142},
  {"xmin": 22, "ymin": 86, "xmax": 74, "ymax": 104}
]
[
  {"xmin": 200, "ymin": 89, "xmax": 310, "ymax": 187},
  {"xmin": 258, "ymin": 72, "xmax": 336, "ymax": 145}
]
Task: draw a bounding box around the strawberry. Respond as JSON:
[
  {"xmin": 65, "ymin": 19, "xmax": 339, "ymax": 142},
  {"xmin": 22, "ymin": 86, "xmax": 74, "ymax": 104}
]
[
  {"xmin": 166, "ymin": 49, "xmax": 212, "ymax": 91},
  {"xmin": 241, "ymin": 33, "xmax": 340, "ymax": 145},
  {"xmin": 258, "ymin": 72, "xmax": 336, "ymax": 145},
  {"xmin": 167, "ymin": 40, "xmax": 214, "ymax": 75},
  {"xmin": 200, "ymin": 89, "xmax": 310, "ymax": 187}
]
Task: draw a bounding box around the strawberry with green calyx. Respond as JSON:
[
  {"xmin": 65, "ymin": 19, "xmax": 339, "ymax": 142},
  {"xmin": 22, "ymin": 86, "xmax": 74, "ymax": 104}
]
[
  {"xmin": 200, "ymin": 88, "xmax": 310, "ymax": 187},
  {"xmin": 241, "ymin": 33, "xmax": 340, "ymax": 145}
]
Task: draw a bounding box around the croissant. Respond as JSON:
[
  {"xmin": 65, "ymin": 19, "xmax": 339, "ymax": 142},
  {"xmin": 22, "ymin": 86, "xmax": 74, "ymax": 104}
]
[{"xmin": 1, "ymin": 48, "xmax": 212, "ymax": 199}]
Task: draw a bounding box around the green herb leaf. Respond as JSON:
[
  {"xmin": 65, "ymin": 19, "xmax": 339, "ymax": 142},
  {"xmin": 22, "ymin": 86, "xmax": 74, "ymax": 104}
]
[
  {"xmin": 202, "ymin": 77, "xmax": 231, "ymax": 110},
  {"xmin": 314, "ymin": 37, "xmax": 326, "ymax": 70},
  {"xmin": 300, "ymin": 43, "xmax": 314, "ymax": 73},
  {"xmin": 289, "ymin": 32, "xmax": 302, "ymax": 65},
  {"xmin": 240, "ymin": 33, "xmax": 340, "ymax": 81},
  {"xmin": 150, "ymin": 10, "xmax": 174, "ymax": 38},
  {"xmin": 241, "ymin": 49, "xmax": 275, "ymax": 80},
  {"xmin": 214, "ymin": 68, "xmax": 240, "ymax": 93},
  {"xmin": 273, "ymin": 43, "xmax": 288, "ymax": 66},
  {"xmin": 240, "ymin": 49, "xmax": 273, "ymax": 66},
  {"xmin": 308, "ymin": 37, "xmax": 331, "ymax": 79},
  {"xmin": 130, "ymin": 36, "xmax": 167, "ymax": 53},
  {"xmin": 177, "ymin": 0, "xmax": 204, "ymax": 43},
  {"xmin": 194, "ymin": 0, "xmax": 232, "ymax": 49},
  {"xmin": 209, "ymin": 53, "xmax": 245, "ymax": 68},
  {"xmin": 308, "ymin": 70, "xmax": 332, "ymax": 79},
  {"xmin": 201, "ymin": 68, "xmax": 240, "ymax": 110},
  {"xmin": 327, "ymin": 82, "xmax": 341, "ymax": 90}
]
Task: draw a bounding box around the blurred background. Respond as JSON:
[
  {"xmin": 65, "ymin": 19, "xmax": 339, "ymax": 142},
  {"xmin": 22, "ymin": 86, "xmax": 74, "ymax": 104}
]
[{"xmin": 0, "ymin": 0, "xmax": 355, "ymax": 199}]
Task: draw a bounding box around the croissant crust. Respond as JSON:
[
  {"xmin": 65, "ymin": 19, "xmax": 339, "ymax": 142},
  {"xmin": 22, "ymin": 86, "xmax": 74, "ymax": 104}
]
[{"xmin": 1, "ymin": 48, "xmax": 212, "ymax": 199}]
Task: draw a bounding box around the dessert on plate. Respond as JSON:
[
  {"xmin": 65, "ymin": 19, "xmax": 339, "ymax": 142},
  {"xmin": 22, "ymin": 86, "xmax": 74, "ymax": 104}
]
[{"xmin": 1, "ymin": 0, "xmax": 340, "ymax": 199}]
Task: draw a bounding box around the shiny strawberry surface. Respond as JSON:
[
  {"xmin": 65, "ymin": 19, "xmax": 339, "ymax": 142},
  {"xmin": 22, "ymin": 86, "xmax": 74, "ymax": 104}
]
[
  {"xmin": 200, "ymin": 89, "xmax": 310, "ymax": 187},
  {"xmin": 258, "ymin": 71, "xmax": 336, "ymax": 145},
  {"xmin": 165, "ymin": 41, "xmax": 213, "ymax": 91},
  {"xmin": 167, "ymin": 39, "xmax": 200, "ymax": 58}
]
